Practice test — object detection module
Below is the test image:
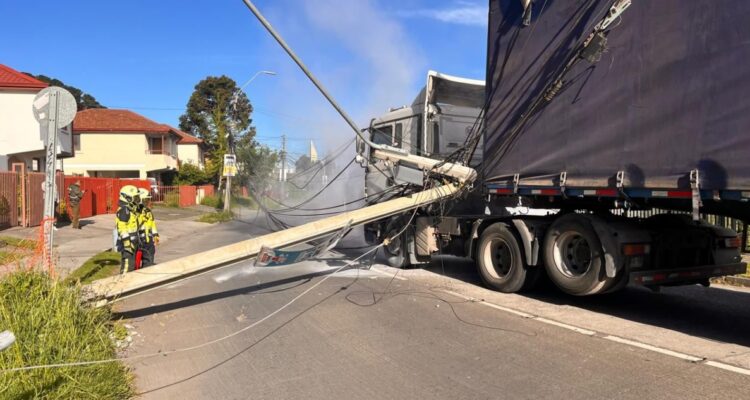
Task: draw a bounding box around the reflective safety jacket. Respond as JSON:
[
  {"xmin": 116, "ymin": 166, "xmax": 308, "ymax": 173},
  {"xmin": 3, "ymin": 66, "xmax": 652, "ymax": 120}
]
[
  {"xmin": 115, "ymin": 201, "xmax": 139, "ymax": 249},
  {"xmin": 137, "ymin": 205, "xmax": 158, "ymax": 243}
]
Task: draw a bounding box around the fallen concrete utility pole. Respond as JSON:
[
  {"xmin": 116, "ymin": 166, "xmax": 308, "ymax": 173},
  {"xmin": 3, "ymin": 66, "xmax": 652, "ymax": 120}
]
[
  {"xmin": 86, "ymin": 183, "xmax": 461, "ymax": 304},
  {"xmin": 372, "ymin": 150, "xmax": 477, "ymax": 183}
]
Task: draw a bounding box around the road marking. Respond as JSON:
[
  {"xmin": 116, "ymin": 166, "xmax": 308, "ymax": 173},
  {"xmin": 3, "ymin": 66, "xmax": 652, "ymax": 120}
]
[
  {"xmin": 603, "ymin": 335, "xmax": 703, "ymax": 362},
  {"xmin": 704, "ymin": 361, "xmax": 750, "ymax": 376},
  {"xmin": 534, "ymin": 317, "xmax": 596, "ymax": 336},
  {"xmin": 374, "ymin": 272, "xmax": 750, "ymax": 377},
  {"xmin": 439, "ymin": 289, "xmax": 534, "ymax": 318}
]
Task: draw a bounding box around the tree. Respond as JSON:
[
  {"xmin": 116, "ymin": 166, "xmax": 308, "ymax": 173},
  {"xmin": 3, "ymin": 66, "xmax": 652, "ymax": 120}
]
[
  {"xmin": 295, "ymin": 155, "xmax": 314, "ymax": 173},
  {"xmin": 23, "ymin": 73, "xmax": 105, "ymax": 110},
  {"xmin": 178, "ymin": 76, "xmax": 254, "ymax": 183},
  {"xmin": 235, "ymin": 135, "xmax": 278, "ymax": 192}
]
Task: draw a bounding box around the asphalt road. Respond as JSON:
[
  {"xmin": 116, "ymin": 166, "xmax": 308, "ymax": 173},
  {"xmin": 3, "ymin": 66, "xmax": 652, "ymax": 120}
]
[{"xmin": 115, "ymin": 248, "xmax": 750, "ymax": 399}]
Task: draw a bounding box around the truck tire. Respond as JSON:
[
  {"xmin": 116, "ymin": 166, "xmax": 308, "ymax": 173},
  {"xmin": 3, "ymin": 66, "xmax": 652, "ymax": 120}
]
[
  {"xmin": 542, "ymin": 214, "xmax": 611, "ymax": 295},
  {"xmin": 384, "ymin": 218, "xmax": 411, "ymax": 268},
  {"xmin": 476, "ymin": 223, "xmax": 538, "ymax": 293}
]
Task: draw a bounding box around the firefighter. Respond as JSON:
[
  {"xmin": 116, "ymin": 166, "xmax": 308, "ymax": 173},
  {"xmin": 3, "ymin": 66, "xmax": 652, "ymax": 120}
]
[
  {"xmin": 68, "ymin": 180, "xmax": 85, "ymax": 229},
  {"xmin": 137, "ymin": 188, "xmax": 159, "ymax": 266},
  {"xmin": 116, "ymin": 185, "xmax": 140, "ymax": 274}
]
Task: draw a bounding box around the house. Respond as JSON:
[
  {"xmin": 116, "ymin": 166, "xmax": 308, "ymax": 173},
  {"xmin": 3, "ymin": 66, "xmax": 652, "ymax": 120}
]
[
  {"xmin": 172, "ymin": 128, "xmax": 205, "ymax": 169},
  {"xmin": 66, "ymin": 109, "xmax": 183, "ymax": 181},
  {"xmin": 0, "ymin": 64, "xmax": 74, "ymax": 171}
]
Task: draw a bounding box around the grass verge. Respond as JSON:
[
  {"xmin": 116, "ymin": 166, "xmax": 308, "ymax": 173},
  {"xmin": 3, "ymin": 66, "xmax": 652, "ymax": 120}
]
[
  {"xmin": 0, "ymin": 236, "xmax": 38, "ymax": 250},
  {"xmin": 64, "ymin": 251, "xmax": 122, "ymax": 285},
  {"xmin": 198, "ymin": 210, "xmax": 234, "ymax": 224},
  {"xmin": 231, "ymin": 195, "xmax": 257, "ymax": 210},
  {"xmin": 0, "ymin": 271, "xmax": 133, "ymax": 399},
  {"xmin": 0, "ymin": 250, "xmax": 23, "ymax": 265}
]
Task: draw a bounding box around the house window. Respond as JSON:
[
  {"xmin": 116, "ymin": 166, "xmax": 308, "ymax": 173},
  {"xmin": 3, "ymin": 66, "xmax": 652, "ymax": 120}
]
[
  {"xmin": 73, "ymin": 135, "xmax": 81, "ymax": 151},
  {"xmin": 32, "ymin": 158, "xmax": 41, "ymax": 172},
  {"xmin": 148, "ymin": 137, "xmax": 164, "ymax": 154}
]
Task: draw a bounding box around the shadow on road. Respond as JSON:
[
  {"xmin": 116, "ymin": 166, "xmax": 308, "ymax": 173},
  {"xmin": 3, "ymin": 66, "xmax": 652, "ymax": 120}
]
[
  {"xmin": 423, "ymin": 255, "xmax": 750, "ymax": 348},
  {"xmin": 115, "ymin": 261, "xmax": 357, "ymax": 320}
]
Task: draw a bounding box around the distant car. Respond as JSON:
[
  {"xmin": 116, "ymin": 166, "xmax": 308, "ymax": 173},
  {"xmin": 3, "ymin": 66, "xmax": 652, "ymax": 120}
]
[{"xmin": 147, "ymin": 177, "xmax": 159, "ymax": 195}]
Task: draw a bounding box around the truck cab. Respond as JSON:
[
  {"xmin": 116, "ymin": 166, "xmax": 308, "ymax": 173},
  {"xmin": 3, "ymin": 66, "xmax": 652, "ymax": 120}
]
[
  {"xmin": 357, "ymin": 71, "xmax": 485, "ymax": 265},
  {"xmin": 359, "ymin": 71, "xmax": 485, "ymax": 202}
]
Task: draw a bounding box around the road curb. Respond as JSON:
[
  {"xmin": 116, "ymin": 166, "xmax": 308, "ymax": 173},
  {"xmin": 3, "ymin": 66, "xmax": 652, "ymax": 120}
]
[{"xmin": 712, "ymin": 275, "xmax": 750, "ymax": 288}]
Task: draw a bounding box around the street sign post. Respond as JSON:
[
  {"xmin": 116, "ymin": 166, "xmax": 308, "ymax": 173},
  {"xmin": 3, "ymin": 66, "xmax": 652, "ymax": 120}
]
[
  {"xmin": 32, "ymin": 86, "xmax": 77, "ymax": 270},
  {"xmin": 223, "ymin": 154, "xmax": 237, "ymax": 212}
]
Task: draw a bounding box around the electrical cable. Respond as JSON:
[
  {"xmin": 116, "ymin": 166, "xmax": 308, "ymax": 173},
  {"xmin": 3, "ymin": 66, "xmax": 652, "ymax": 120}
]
[{"xmin": 0, "ymin": 180, "xmax": 453, "ymax": 374}]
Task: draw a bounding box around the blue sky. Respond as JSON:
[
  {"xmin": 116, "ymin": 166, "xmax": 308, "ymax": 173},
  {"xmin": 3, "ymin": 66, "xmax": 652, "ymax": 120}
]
[{"xmin": 1, "ymin": 0, "xmax": 488, "ymax": 158}]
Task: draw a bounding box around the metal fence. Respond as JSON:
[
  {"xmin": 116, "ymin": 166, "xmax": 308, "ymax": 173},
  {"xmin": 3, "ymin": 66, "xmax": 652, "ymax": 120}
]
[{"xmin": 0, "ymin": 171, "xmax": 151, "ymax": 228}]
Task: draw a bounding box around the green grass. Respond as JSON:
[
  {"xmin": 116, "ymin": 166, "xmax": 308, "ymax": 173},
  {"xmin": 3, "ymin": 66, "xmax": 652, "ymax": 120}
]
[
  {"xmin": 164, "ymin": 192, "xmax": 180, "ymax": 208},
  {"xmin": 200, "ymin": 194, "xmax": 223, "ymax": 209},
  {"xmin": 0, "ymin": 250, "xmax": 23, "ymax": 265},
  {"xmin": 0, "ymin": 271, "xmax": 133, "ymax": 399},
  {"xmin": 64, "ymin": 251, "xmax": 122, "ymax": 285},
  {"xmin": 231, "ymin": 195, "xmax": 257, "ymax": 210},
  {"xmin": 197, "ymin": 210, "xmax": 234, "ymax": 224},
  {"xmin": 0, "ymin": 235, "xmax": 38, "ymax": 250}
]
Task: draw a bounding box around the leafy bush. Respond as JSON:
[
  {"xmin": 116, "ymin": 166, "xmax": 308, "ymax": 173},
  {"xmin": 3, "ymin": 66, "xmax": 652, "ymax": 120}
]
[
  {"xmin": 174, "ymin": 163, "xmax": 210, "ymax": 185},
  {"xmin": 200, "ymin": 194, "xmax": 223, "ymax": 209},
  {"xmin": 0, "ymin": 271, "xmax": 133, "ymax": 399}
]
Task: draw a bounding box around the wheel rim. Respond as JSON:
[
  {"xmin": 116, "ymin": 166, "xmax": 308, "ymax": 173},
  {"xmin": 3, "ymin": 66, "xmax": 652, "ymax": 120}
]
[
  {"xmin": 483, "ymin": 238, "xmax": 514, "ymax": 280},
  {"xmin": 552, "ymin": 231, "xmax": 592, "ymax": 278}
]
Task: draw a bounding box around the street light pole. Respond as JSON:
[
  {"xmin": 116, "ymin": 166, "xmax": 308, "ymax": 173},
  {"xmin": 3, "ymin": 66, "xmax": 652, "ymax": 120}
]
[{"xmin": 225, "ymin": 70, "xmax": 277, "ymax": 212}]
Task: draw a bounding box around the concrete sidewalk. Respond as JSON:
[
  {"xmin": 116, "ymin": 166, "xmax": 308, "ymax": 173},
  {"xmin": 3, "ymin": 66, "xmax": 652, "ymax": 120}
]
[{"xmin": 0, "ymin": 206, "xmax": 248, "ymax": 277}]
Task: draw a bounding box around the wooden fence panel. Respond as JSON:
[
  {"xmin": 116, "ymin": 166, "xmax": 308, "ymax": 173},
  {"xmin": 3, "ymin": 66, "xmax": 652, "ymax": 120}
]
[{"xmin": 0, "ymin": 172, "xmax": 18, "ymax": 229}]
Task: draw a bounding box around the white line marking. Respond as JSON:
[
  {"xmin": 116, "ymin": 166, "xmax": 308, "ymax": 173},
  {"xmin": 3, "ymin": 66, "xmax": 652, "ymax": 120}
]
[
  {"xmin": 534, "ymin": 317, "xmax": 596, "ymax": 336},
  {"xmin": 704, "ymin": 361, "xmax": 750, "ymax": 376},
  {"xmin": 479, "ymin": 300, "xmax": 535, "ymax": 318},
  {"xmin": 603, "ymin": 335, "xmax": 703, "ymax": 362},
  {"xmin": 439, "ymin": 290, "xmax": 534, "ymax": 318},
  {"xmin": 415, "ymin": 277, "xmax": 750, "ymax": 377}
]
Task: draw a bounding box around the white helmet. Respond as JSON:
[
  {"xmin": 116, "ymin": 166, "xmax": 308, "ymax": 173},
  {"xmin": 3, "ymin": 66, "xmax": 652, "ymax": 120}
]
[{"xmin": 138, "ymin": 187, "xmax": 151, "ymax": 199}]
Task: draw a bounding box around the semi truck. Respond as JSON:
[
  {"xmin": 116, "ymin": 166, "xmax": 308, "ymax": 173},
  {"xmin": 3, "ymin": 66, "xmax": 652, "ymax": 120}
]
[
  {"xmin": 358, "ymin": 0, "xmax": 750, "ymax": 296},
  {"xmin": 88, "ymin": 0, "xmax": 749, "ymax": 302}
]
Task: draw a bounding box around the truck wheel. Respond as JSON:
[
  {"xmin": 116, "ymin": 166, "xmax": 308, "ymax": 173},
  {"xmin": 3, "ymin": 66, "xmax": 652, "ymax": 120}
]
[
  {"xmin": 476, "ymin": 223, "xmax": 537, "ymax": 293},
  {"xmin": 543, "ymin": 215, "xmax": 610, "ymax": 295},
  {"xmin": 384, "ymin": 221, "xmax": 411, "ymax": 268}
]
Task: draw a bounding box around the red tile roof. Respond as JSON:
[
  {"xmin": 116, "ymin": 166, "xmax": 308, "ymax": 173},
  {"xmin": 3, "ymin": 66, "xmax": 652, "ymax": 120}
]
[
  {"xmin": 170, "ymin": 127, "xmax": 203, "ymax": 144},
  {"xmin": 0, "ymin": 64, "xmax": 48, "ymax": 89},
  {"xmin": 73, "ymin": 109, "xmax": 172, "ymax": 134}
]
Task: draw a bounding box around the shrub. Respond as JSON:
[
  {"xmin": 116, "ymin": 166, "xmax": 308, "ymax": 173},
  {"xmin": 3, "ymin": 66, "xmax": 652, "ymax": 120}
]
[
  {"xmin": 174, "ymin": 163, "xmax": 210, "ymax": 185},
  {"xmin": 0, "ymin": 271, "xmax": 133, "ymax": 399}
]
